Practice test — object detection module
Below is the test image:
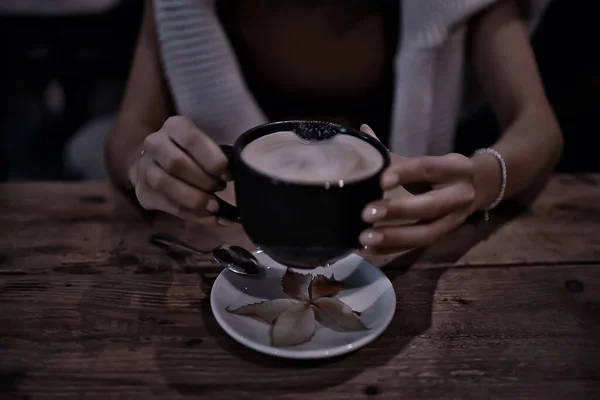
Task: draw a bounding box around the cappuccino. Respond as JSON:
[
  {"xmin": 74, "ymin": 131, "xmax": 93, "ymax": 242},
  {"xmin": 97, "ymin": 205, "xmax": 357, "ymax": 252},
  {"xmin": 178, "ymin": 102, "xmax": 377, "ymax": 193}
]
[{"xmin": 240, "ymin": 131, "xmax": 384, "ymax": 184}]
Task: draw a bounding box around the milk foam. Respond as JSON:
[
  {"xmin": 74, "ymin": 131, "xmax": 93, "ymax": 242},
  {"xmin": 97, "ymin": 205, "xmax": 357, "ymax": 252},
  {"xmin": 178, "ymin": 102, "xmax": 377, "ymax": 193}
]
[{"xmin": 241, "ymin": 131, "xmax": 384, "ymax": 184}]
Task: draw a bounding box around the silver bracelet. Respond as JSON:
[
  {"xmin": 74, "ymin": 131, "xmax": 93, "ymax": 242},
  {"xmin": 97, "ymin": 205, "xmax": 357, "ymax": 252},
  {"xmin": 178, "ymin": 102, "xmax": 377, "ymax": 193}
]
[{"xmin": 473, "ymin": 148, "xmax": 507, "ymax": 222}]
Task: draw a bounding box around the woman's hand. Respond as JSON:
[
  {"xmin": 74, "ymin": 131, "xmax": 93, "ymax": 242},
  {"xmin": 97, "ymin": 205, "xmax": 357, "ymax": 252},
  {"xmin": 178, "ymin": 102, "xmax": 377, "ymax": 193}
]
[
  {"xmin": 128, "ymin": 116, "xmax": 229, "ymax": 220},
  {"xmin": 359, "ymin": 125, "xmax": 477, "ymax": 253}
]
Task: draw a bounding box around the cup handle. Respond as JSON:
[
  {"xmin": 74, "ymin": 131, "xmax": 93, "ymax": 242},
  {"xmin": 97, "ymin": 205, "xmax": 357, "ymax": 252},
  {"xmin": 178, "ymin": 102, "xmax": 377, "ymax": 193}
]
[{"xmin": 211, "ymin": 144, "xmax": 241, "ymax": 223}]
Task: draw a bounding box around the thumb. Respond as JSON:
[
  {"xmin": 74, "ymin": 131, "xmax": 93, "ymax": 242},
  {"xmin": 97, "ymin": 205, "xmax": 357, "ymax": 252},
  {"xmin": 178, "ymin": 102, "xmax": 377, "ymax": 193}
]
[
  {"xmin": 360, "ymin": 123, "xmax": 379, "ymax": 140},
  {"xmin": 360, "ymin": 124, "xmax": 406, "ymax": 187},
  {"xmin": 361, "ymin": 123, "xmax": 398, "ymax": 159}
]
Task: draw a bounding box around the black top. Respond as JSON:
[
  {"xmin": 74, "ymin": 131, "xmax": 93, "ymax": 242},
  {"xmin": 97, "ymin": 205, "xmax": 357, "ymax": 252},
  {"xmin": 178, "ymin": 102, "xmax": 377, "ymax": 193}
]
[{"xmin": 216, "ymin": 0, "xmax": 400, "ymax": 146}]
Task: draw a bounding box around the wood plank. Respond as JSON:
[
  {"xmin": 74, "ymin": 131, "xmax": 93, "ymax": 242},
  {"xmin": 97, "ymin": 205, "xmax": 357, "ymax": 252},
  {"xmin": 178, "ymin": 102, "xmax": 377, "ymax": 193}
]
[
  {"xmin": 456, "ymin": 174, "xmax": 600, "ymax": 265},
  {"xmin": 0, "ymin": 263, "xmax": 598, "ymax": 399},
  {"xmin": 1, "ymin": 174, "xmax": 598, "ymax": 272},
  {"xmin": 0, "ymin": 181, "xmax": 253, "ymax": 277}
]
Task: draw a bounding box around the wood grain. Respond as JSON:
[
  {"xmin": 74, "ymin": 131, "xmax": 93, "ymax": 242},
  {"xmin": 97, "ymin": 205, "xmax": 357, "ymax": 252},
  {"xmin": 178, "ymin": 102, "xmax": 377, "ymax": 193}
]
[
  {"xmin": 0, "ymin": 175, "xmax": 598, "ymax": 398},
  {"xmin": 0, "ymin": 263, "xmax": 598, "ymax": 399},
  {"xmin": 0, "ymin": 174, "xmax": 599, "ymax": 274}
]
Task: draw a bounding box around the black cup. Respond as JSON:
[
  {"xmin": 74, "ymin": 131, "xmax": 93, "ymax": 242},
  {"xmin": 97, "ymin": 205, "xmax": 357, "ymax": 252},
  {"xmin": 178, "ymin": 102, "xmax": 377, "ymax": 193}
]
[{"xmin": 213, "ymin": 120, "xmax": 390, "ymax": 269}]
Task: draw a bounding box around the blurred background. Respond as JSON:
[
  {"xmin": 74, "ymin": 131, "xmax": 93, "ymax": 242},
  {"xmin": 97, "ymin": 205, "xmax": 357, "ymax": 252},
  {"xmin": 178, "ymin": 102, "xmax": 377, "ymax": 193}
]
[{"xmin": 0, "ymin": 0, "xmax": 598, "ymax": 182}]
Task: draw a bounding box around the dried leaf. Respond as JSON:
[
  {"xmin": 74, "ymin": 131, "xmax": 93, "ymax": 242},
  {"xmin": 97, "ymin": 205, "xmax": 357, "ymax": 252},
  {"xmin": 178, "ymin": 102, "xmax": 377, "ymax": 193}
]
[
  {"xmin": 310, "ymin": 274, "xmax": 344, "ymax": 300},
  {"xmin": 271, "ymin": 303, "xmax": 316, "ymax": 347},
  {"xmin": 281, "ymin": 268, "xmax": 312, "ymax": 301},
  {"xmin": 313, "ymin": 297, "xmax": 368, "ymax": 331},
  {"xmin": 228, "ymin": 268, "xmax": 365, "ymax": 348},
  {"xmin": 226, "ymin": 298, "xmax": 300, "ymax": 324}
]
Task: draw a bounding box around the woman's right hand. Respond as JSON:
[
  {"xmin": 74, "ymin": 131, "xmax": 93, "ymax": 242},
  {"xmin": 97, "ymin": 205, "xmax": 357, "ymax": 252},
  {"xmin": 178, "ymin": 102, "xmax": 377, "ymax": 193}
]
[{"xmin": 128, "ymin": 116, "xmax": 229, "ymax": 220}]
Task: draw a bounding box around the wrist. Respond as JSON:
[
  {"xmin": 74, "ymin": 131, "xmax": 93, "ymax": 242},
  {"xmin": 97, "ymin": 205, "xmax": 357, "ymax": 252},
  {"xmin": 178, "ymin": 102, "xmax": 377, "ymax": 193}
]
[
  {"xmin": 470, "ymin": 152, "xmax": 503, "ymax": 213},
  {"xmin": 125, "ymin": 143, "xmax": 146, "ymax": 188}
]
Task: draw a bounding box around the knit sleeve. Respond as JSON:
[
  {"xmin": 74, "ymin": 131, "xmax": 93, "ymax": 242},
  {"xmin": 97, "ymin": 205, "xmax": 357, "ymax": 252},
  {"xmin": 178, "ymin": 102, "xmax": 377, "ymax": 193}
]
[
  {"xmin": 520, "ymin": 0, "xmax": 553, "ymax": 33},
  {"xmin": 152, "ymin": 0, "xmax": 267, "ymax": 144}
]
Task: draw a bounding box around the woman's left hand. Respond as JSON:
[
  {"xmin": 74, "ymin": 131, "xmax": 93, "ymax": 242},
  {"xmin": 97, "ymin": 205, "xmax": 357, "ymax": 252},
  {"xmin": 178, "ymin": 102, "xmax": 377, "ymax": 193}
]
[{"xmin": 358, "ymin": 126, "xmax": 477, "ymax": 253}]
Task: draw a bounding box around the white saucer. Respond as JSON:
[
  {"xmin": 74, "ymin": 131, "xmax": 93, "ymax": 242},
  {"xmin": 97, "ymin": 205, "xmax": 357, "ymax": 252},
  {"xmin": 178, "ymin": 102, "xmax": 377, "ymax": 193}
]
[{"xmin": 210, "ymin": 251, "xmax": 396, "ymax": 360}]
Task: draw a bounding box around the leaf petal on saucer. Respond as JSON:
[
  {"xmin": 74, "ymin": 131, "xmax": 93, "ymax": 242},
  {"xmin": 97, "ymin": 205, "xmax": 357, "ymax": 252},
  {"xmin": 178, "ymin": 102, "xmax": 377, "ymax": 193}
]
[
  {"xmin": 281, "ymin": 268, "xmax": 312, "ymax": 301},
  {"xmin": 271, "ymin": 303, "xmax": 316, "ymax": 347},
  {"xmin": 313, "ymin": 297, "xmax": 368, "ymax": 331},
  {"xmin": 226, "ymin": 298, "xmax": 301, "ymax": 324},
  {"xmin": 310, "ymin": 274, "xmax": 344, "ymax": 300}
]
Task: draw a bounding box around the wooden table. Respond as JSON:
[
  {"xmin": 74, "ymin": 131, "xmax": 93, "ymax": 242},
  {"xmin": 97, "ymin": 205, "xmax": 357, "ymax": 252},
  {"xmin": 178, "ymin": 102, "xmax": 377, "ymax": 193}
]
[{"xmin": 1, "ymin": 175, "xmax": 599, "ymax": 399}]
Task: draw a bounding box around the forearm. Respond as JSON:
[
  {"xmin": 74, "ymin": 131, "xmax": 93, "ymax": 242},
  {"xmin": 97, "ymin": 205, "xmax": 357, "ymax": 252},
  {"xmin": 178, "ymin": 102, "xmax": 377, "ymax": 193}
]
[
  {"xmin": 467, "ymin": 0, "xmax": 564, "ymax": 212},
  {"xmin": 105, "ymin": 0, "xmax": 171, "ymax": 189},
  {"xmin": 470, "ymin": 104, "xmax": 563, "ymax": 211}
]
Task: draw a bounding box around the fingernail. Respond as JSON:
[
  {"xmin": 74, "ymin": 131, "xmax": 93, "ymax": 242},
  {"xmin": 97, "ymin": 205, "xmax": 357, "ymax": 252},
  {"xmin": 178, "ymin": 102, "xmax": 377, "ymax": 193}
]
[
  {"xmin": 205, "ymin": 198, "xmax": 219, "ymax": 213},
  {"xmin": 360, "ymin": 124, "xmax": 374, "ymax": 135},
  {"xmin": 362, "ymin": 205, "xmax": 386, "ymax": 223},
  {"xmin": 216, "ymin": 217, "xmax": 233, "ymax": 227},
  {"xmin": 382, "ymin": 173, "xmax": 399, "ymax": 188},
  {"xmin": 359, "ymin": 230, "xmax": 383, "ymax": 246}
]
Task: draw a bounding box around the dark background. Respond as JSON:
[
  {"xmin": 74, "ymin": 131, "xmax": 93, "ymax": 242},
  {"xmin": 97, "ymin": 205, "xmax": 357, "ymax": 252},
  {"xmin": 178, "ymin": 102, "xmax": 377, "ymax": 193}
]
[{"xmin": 0, "ymin": 0, "xmax": 598, "ymax": 182}]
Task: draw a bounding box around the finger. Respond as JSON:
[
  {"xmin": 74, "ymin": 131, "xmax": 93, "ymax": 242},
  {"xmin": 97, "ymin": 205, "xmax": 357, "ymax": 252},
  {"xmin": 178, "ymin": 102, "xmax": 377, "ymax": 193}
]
[
  {"xmin": 144, "ymin": 132, "xmax": 226, "ymax": 192},
  {"xmin": 142, "ymin": 157, "xmax": 219, "ymax": 215},
  {"xmin": 363, "ymin": 183, "xmax": 475, "ymax": 223},
  {"xmin": 359, "ymin": 211, "xmax": 466, "ymax": 249},
  {"xmin": 135, "ymin": 181, "xmax": 180, "ymax": 215},
  {"xmin": 135, "ymin": 184, "xmax": 207, "ymax": 223},
  {"xmin": 360, "ymin": 123, "xmax": 378, "ymax": 139},
  {"xmin": 134, "ymin": 160, "xmax": 183, "ymax": 217},
  {"xmin": 135, "ymin": 157, "xmax": 213, "ymax": 222},
  {"xmin": 359, "ymin": 244, "xmax": 414, "ymax": 256},
  {"xmin": 381, "ymin": 153, "xmax": 474, "ymax": 189},
  {"xmin": 163, "ymin": 116, "xmax": 228, "ymax": 178},
  {"xmin": 127, "ymin": 144, "xmax": 146, "ymax": 187},
  {"xmin": 360, "ymin": 123, "xmax": 406, "ymax": 169}
]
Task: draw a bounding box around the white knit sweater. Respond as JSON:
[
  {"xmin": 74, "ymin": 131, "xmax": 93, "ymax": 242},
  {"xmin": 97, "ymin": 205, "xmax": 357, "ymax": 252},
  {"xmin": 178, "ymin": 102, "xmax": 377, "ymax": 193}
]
[{"xmin": 152, "ymin": 0, "xmax": 550, "ymax": 156}]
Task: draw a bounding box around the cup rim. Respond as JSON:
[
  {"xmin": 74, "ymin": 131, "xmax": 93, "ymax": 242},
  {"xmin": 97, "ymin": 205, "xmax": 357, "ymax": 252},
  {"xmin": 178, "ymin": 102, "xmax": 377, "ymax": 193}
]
[{"xmin": 232, "ymin": 120, "xmax": 391, "ymax": 188}]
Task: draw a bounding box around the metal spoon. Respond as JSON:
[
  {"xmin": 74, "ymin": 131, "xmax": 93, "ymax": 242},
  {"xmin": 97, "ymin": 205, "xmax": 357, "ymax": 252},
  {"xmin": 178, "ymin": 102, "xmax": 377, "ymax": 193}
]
[{"xmin": 149, "ymin": 232, "xmax": 265, "ymax": 277}]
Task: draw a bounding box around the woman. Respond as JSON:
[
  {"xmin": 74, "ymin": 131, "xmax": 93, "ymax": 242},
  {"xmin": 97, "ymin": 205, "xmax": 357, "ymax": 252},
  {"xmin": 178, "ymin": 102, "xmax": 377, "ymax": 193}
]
[{"xmin": 105, "ymin": 0, "xmax": 563, "ymax": 254}]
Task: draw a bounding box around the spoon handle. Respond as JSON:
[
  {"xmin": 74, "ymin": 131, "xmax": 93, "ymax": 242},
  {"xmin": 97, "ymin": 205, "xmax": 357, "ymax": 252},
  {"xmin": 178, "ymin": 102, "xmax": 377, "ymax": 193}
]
[{"xmin": 149, "ymin": 233, "xmax": 211, "ymax": 255}]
